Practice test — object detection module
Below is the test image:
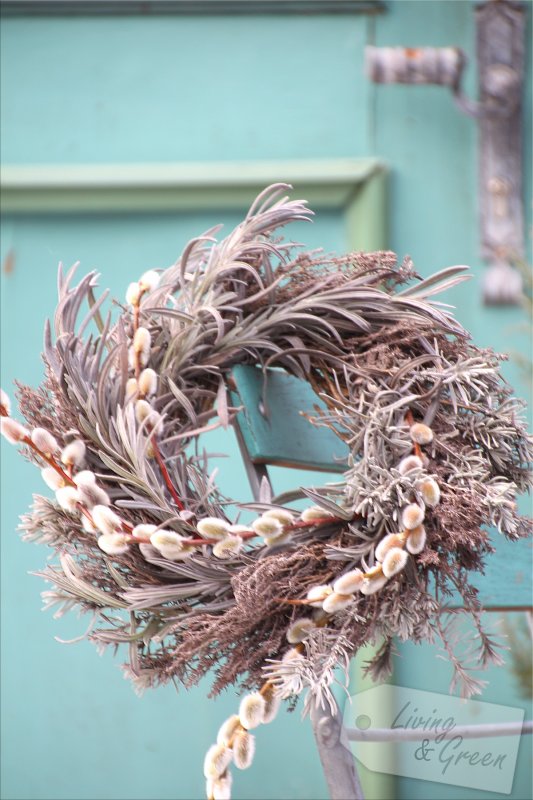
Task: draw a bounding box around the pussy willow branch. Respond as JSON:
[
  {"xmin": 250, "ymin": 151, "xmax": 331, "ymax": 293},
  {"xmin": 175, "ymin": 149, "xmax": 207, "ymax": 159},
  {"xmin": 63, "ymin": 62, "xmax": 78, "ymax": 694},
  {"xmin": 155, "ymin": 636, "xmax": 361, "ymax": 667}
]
[
  {"xmin": 130, "ymin": 294, "xmax": 186, "ymax": 512},
  {"xmin": 1, "ymin": 404, "xmax": 73, "ymax": 485},
  {"xmin": 1, "ymin": 405, "xmax": 136, "ymax": 534},
  {"xmin": 150, "ymin": 436, "xmax": 185, "ymax": 512}
]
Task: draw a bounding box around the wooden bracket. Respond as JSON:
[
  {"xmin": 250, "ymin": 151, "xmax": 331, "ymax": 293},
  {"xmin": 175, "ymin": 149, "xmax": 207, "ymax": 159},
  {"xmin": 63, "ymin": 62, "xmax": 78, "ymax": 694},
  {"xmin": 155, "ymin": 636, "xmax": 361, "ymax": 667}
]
[
  {"xmin": 366, "ymin": 0, "xmax": 526, "ymax": 305},
  {"xmin": 476, "ymin": 0, "xmax": 525, "ymax": 305}
]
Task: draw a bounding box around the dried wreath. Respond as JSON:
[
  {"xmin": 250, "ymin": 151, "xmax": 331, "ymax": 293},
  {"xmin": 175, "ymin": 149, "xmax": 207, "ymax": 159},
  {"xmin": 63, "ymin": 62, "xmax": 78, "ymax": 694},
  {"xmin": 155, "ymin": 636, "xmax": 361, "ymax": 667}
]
[{"xmin": 1, "ymin": 185, "xmax": 531, "ymax": 800}]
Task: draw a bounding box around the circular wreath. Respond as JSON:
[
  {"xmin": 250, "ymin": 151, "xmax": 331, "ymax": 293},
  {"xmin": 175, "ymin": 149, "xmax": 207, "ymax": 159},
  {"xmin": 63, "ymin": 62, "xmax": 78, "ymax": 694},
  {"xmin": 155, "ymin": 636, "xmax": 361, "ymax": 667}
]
[{"xmin": 2, "ymin": 185, "xmax": 531, "ymax": 800}]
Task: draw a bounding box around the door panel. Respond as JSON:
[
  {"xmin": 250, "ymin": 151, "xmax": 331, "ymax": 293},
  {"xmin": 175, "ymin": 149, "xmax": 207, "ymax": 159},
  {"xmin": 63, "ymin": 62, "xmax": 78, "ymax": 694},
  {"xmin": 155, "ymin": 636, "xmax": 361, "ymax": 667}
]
[
  {"xmin": 0, "ymin": 15, "xmax": 370, "ymax": 164},
  {"xmin": 0, "ymin": 208, "xmax": 348, "ymax": 800},
  {"xmin": 1, "ymin": 3, "xmax": 531, "ymax": 800},
  {"xmin": 370, "ymin": 4, "xmax": 532, "ymax": 799}
]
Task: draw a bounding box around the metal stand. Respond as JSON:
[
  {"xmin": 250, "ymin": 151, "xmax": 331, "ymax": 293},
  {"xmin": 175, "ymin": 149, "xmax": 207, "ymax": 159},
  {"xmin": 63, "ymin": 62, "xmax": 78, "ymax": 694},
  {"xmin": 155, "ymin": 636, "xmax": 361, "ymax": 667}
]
[
  {"xmin": 235, "ymin": 426, "xmax": 365, "ymax": 800},
  {"xmin": 232, "ymin": 370, "xmax": 533, "ymax": 800},
  {"xmin": 235, "ymin": 417, "xmax": 533, "ymax": 798},
  {"xmin": 312, "ymin": 702, "xmax": 365, "ymax": 800}
]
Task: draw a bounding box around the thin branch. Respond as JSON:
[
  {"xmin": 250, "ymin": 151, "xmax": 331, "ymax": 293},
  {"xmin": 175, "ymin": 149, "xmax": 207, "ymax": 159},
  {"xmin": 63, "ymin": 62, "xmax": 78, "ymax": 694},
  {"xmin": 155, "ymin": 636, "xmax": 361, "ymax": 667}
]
[{"xmin": 150, "ymin": 436, "xmax": 185, "ymax": 511}]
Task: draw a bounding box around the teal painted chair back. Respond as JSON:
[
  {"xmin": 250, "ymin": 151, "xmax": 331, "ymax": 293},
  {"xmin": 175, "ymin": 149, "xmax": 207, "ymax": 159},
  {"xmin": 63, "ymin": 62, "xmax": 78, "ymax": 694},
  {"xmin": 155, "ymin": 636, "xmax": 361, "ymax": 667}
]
[{"xmin": 230, "ymin": 364, "xmax": 532, "ymax": 610}]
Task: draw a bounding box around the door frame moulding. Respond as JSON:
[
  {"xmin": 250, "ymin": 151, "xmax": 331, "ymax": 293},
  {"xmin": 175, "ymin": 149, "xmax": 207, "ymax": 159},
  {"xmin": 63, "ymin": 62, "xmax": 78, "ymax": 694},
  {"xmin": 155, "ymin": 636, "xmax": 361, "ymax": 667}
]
[
  {"xmin": 0, "ymin": 1, "xmax": 385, "ymax": 17},
  {"xmin": 0, "ymin": 158, "xmax": 388, "ymax": 253}
]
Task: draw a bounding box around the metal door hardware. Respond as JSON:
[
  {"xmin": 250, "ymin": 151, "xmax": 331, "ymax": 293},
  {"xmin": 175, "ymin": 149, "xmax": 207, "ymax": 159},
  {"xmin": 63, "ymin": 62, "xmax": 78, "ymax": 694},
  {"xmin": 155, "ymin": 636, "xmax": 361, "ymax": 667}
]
[{"xmin": 365, "ymin": 0, "xmax": 526, "ymax": 305}]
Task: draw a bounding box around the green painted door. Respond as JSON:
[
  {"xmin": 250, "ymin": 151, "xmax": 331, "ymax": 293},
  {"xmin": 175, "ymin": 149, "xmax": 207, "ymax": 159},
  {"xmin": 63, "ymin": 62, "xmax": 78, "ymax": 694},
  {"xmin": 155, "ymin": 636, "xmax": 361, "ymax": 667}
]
[{"xmin": 1, "ymin": 3, "xmax": 530, "ymax": 800}]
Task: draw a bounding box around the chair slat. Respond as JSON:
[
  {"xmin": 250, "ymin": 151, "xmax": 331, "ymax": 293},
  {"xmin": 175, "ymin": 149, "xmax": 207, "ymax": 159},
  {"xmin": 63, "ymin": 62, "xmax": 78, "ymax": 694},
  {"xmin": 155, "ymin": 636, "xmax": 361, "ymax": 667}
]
[
  {"xmin": 470, "ymin": 535, "xmax": 532, "ymax": 610},
  {"xmin": 229, "ymin": 364, "xmax": 349, "ymax": 472},
  {"xmin": 229, "ymin": 365, "xmax": 532, "ymax": 610}
]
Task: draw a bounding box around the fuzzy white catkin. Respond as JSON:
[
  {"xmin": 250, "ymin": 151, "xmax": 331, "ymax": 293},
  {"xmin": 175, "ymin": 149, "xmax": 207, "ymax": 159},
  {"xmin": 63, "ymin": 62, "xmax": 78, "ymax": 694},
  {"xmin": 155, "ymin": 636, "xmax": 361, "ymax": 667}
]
[
  {"xmin": 262, "ymin": 691, "xmax": 281, "ymax": 724},
  {"xmin": 82, "ymin": 515, "xmax": 97, "ymax": 533},
  {"xmin": 135, "ymin": 399, "xmax": 153, "ymax": 423},
  {"xmin": 203, "ymin": 743, "xmax": 233, "ymax": 779},
  {"xmin": 60, "ymin": 439, "xmax": 86, "ymax": 468},
  {"xmin": 307, "ymin": 584, "xmax": 332, "ymax": 607},
  {"xmin": 206, "ymin": 774, "xmax": 232, "ymax": 800},
  {"xmin": 159, "ymin": 544, "xmax": 192, "ymax": 561},
  {"xmin": 360, "ymin": 573, "xmax": 389, "ymax": 595},
  {"xmin": 0, "ymin": 388, "xmax": 11, "ymax": 415},
  {"xmin": 232, "ymin": 730, "xmax": 255, "ymax": 770},
  {"xmin": 132, "ymin": 523, "xmax": 158, "ymax": 539},
  {"xmin": 381, "ymin": 547, "xmax": 408, "ymax": 578},
  {"xmin": 213, "ymin": 535, "xmax": 243, "ymax": 559},
  {"xmin": 286, "ymin": 618, "xmax": 316, "ymax": 644},
  {"xmin": 55, "ymin": 486, "xmax": 80, "ymax": 512},
  {"xmin": 92, "ymin": 505, "xmax": 122, "ymax": 535},
  {"xmin": 410, "ymin": 422, "xmax": 434, "ymax": 445},
  {"xmin": 216, "ymin": 715, "xmax": 241, "ymax": 747},
  {"xmin": 31, "ymin": 427, "xmax": 58, "ymax": 455},
  {"xmin": 130, "ymin": 345, "xmax": 150, "ymax": 370},
  {"xmin": 238, "ymin": 693, "xmax": 266, "ymax": 730},
  {"xmin": 41, "ymin": 467, "xmax": 65, "ymax": 491},
  {"xmin": 401, "ymin": 503, "xmax": 425, "ymax": 530},
  {"xmin": 263, "ymin": 529, "xmax": 292, "ymax": 548},
  {"xmin": 126, "ymin": 282, "xmax": 141, "ymax": 306},
  {"xmin": 138, "ymin": 270, "xmax": 160, "ymax": 292},
  {"xmin": 150, "ymin": 530, "xmax": 190, "ymax": 560},
  {"xmin": 1, "ymin": 417, "xmax": 29, "ymax": 444},
  {"xmin": 138, "ymin": 368, "xmax": 158, "ymax": 397},
  {"xmin": 228, "ymin": 524, "xmax": 250, "ymax": 535},
  {"xmin": 135, "ymin": 402, "xmax": 163, "ymax": 434},
  {"xmin": 406, "ymin": 525, "xmax": 427, "ymax": 554},
  {"xmin": 97, "ymin": 533, "xmax": 130, "ymax": 556},
  {"xmin": 77, "ymin": 483, "xmax": 111, "ymax": 509},
  {"xmin": 133, "ymin": 326, "xmax": 151, "ymax": 355},
  {"xmin": 125, "ymin": 378, "xmax": 138, "ymax": 401},
  {"xmin": 251, "ymin": 516, "xmax": 282, "ymax": 537},
  {"xmin": 322, "ymin": 591, "xmax": 353, "ymax": 614},
  {"xmin": 419, "ymin": 478, "xmax": 441, "ymax": 508},
  {"xmin": 300, "ymin": 505, "xmax": 334, "ymax": 523},
  {"xmin": 73, "ymin": 470, "xmax": 96, "ymax": 486},
  {"xmin": 262, "ymin": 508, "xmax": 294, "ymax": 526},
  {"xmin": 139, "ymin": 349, "xmax": 150, "ymax": 369},
  {"xmin": 197, "ymin": 517, "xmax": 231, "ymax": 539},
  {"xmin": 333, "ymin": 569, "xmax": 364, "ymax": 595},
  {"xmin": 375, "ymin": 533, "xmax": 405, "ymax": 563},
  {"xmin": 398, "ymin": 455, "xmax": 424, "ymax": 475},
  {"xmin": 128, "ymin": 346, "xmax": 137, "ymax": 371}
]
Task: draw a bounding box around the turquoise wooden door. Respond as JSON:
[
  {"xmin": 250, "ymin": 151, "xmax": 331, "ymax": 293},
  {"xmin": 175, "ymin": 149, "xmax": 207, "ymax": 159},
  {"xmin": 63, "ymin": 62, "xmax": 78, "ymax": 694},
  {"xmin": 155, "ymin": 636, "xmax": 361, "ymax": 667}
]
[{"xmin": 1, "ymin": 3, "xmax": 530, "ymax": 800}]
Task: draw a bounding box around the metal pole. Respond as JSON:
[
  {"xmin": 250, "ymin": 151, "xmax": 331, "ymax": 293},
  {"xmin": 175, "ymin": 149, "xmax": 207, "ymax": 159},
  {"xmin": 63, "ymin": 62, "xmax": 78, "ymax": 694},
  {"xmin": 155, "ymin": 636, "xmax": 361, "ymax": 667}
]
[{"xmin": 311, "ymin": 701, "xmax": 366, "ymax": 800}]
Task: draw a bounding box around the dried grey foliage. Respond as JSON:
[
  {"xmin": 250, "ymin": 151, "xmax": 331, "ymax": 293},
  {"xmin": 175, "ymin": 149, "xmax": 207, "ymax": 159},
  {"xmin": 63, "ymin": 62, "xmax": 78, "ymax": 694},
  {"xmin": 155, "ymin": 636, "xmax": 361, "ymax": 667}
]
[
  {"xmin": 12, "ymin": 184, "xmax": 532, "ymax": 705},
  {"xmin": 264, "ymin": 628, "xmax": 354, "ymax": 717}
]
